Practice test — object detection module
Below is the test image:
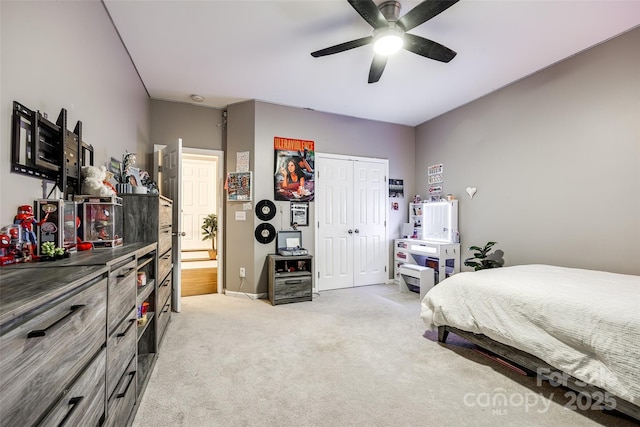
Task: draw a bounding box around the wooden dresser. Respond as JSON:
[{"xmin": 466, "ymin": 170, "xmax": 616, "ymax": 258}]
[
  {"xmin": 0, "ymin": 265, "xmax": 108, "ymax": 426},
  {"xmin": 0, "ymin": 241, "xmax": 164, "ymax": 427},
  {"xmin": 120, "ymin": 194, "xmax": 173, "ymax": 347}
]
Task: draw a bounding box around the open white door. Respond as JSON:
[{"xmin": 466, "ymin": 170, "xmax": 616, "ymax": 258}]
[{"xmin": 158, "ymin": 139, "xmax": 183, "ymax": 312}]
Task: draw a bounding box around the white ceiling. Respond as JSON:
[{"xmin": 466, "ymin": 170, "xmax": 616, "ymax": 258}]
[{"xmin": 103, "ymin": 0, "xmax": 640, "ymax": 127}]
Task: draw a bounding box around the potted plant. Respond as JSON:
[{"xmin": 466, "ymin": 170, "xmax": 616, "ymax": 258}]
[
  {"xmin": 201, "ymin": 213, "xmax": 218, "ymax": 260},
  {"xmin": 464, "ymin": 241, "xmax": 503, "ymax": 271}
]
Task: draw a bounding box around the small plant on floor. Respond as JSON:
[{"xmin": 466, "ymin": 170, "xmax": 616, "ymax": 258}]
[
  {"xmin": 201, "ymin": 213, "xmax": 218, "ymax": 259},
  {"xmin": 464, "ymin": 241, "xmax": 503, "ymax": 271}
]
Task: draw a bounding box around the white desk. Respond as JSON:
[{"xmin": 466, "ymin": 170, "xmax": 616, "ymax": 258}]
[{"xmin": 393, "ymin": 238, "xmax": 460, "ymax": 285}]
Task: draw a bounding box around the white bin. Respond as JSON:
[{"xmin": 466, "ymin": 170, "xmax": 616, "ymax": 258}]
[{"xmin": 399, "ymin": 264, "xmax": 435, "ymax": 300}]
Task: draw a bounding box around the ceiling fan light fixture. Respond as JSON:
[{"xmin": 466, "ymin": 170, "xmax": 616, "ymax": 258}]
[{"xmin": 373, "ymin": 29, "xmax": 404, "ymax": 56}]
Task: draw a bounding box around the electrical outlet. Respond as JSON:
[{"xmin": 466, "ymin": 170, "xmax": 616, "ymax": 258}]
[{"xmin": 239, "ymin": 267, "xmax": 246, "ymax": 278}]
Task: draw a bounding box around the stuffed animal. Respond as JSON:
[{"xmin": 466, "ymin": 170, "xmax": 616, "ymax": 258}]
[{"xmin": 81, "ymin": 165, "xmax": 116, "ymax": 197}]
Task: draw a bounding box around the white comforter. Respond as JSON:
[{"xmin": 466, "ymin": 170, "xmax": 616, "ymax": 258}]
[{"xmin": 420, "ymin": 264, "xmax": 640, "ymax": 406}]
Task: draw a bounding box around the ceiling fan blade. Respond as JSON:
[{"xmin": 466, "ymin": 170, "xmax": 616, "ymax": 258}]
[
  {"xmin": 403, "ymin": 33, "xmax": 456, "ymax": 62},
  {"xmin": 397, "ymin": 0, "xmax": 459, "ymax": 32},
  {"xmin": 368, "ymin": 55, "xmax": 388, "ymax": 83},
  {"xmin": 348, "ymin": 0, "xmax": 389, "ymax": 29},
  {"xmin": 311, "ymin": 36, "xmax": 374, "ymax": 57}
]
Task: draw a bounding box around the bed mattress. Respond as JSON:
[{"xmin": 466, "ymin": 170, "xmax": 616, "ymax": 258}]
[{"xmin": 420, "ymin": 264, "xmax": 640, "ymax": 406}]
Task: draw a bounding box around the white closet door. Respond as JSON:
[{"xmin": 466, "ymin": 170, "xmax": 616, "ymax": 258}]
[
  {"xmin": 316, "ymin": 155, "xmax": 388, "ymax": 291},
  {"xmin": 317, "ymin": 157, "xmax": 354, "ymax": 291},
  {"xmin": 353, "ymin": 160, "xmax": 388, "ymax": 286}
]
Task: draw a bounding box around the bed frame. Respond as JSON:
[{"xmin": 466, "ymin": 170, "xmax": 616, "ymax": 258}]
[{"xmin": 438, "ymin": 325, "xmax": 640, "ymax": 422}]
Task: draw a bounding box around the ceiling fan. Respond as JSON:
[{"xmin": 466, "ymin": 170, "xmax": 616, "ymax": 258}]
[{"xmin": 311, "ymin": 0, "xmax": 459, "ymax": 83}]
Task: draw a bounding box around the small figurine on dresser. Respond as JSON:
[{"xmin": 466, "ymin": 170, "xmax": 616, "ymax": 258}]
[
  {"xmin": 13, "ymin": 205, "xmax": 50, "ymax": 258},
  {"xmin": 0, "ymin": 229, "xmax": 15, "ymax": 265}
]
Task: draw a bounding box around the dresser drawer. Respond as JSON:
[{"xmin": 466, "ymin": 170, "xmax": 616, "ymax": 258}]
[
  {"xmin": 107, "ymin": 308, "xmax": 137, "ymax": 399},
  {"xmin": 157, "ymin": 273, "xmax": 172, "ymax": 310},
  {"xmin": 158, "ymin": 226, "xmax": 172, "ymax": 257},
  {"xmin": 0, "ymin": 275, "xmax": 107, "ymax": 427},
  {"xmin": 157, "ymin": 292, "xmax": 172, "ymax": 346},
  {"xmin": 159, "ymin": 197, "xmax": 172, "ymax": 229},
  {"xmin": 40, "ymin": 347, "xmax": 106, "ymax": 427},
  {"xmin": 108, "ymin": 257, "xmax": 136, "ymax": 335},
  {"xmin": 106, "ymin": 355, "xmax": 136, "ymax": 427},
  {"xmin": 158, "ymin": 249, "xmax": 172, "ymax": 282}
]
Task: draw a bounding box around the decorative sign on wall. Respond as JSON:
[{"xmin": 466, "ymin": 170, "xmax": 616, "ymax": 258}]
[
  {"xmin": 428, "ymin": 163, "xmax": 444, "ymax": 201},
  {"xmin": 274, "ymin": 136, "xmax": 315, "ymax": 201},
  {"xmin": 236, "ymin": 151, "xmax": 250, "ymax": 172},
  {"xmin": 427, "ymin": 163, "xmax": 443, "ymax": 175}
]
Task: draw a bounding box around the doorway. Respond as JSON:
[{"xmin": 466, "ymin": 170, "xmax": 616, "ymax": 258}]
[
  {"xmin": 180, "ymin": 150, "xmax": 221, "ymax": 296},
  {"xmin": 315, "ymin": 154, "xmax": 389, "ymax": 291}
]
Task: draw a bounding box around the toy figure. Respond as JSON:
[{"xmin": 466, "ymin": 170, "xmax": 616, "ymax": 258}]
[
  {"xmin": 14, "ymin": 205, "xmax": 49, "ymax": 254},
  {"xmin": 0, "ymin": 224, "xmax": 21, "ymax": 265},
  {"xmin": 0, "ymin": 231, "xmax": 13, "ymax": 265},
  {"xmin": 91, "ymin": 205, "xmax": 111, "ymax": 240}
]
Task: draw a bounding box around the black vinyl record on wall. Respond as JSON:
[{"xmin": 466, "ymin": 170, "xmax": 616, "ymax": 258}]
[
  {"xmin": 255, "ymin": 199, "xmax": 277, "ymax": 221},
  {"xmin": 254, "ymin": 223, "xmax": 276, "ymax": 244}
]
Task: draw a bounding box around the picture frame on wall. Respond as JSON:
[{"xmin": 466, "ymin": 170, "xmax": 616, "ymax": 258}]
[
  {"xmin": 290, "ymin": 201, "xmax": 309, "ymax": 226},
  {"xmin": 110, "ymin": 157, "xmax": 122, "ymax": 183},
  {"xmin": 227, "ymin": 171, "xmax": 252, "ymax": 201},
  {"xmin": 127, "ymin": 166, "xmax": 141, "ymax": 187}
]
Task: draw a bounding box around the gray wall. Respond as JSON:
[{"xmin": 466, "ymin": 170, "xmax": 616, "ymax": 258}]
[
  {"xmin": 150, "ymin": 100, "xmax": 224, "ymax": 151},
  {"xmin": 1, "ymin": 1, "xmax": 149, "ymax": 223},
  {"xmin": 415, "ymin": 27, "xmax": 640, "ymax": 275},
  {"xmin": 225, "ymin": 100, "xmax": 416, "ymax": 294}
]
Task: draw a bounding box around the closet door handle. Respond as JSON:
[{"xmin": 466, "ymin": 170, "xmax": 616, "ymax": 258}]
[
  {"xmin": 27, "ymin": 304, "xmax": 86, "ymax": 338},
  {"xmin": 348, "ymin": 229, "xmax": 353, "ymax": 235},
  {"xmin": 354, "ymin": 229, "xmax": 360, "ymax": 234}
]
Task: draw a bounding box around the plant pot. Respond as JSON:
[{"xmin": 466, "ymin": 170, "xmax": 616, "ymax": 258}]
[{"xmin": 208, "ymin": 250, "xmax": 217, "ymax": 260}]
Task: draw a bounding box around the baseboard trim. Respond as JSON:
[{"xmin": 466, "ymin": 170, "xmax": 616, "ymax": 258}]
[{"xmin": 225, "ymin": 290, "xmax": 267, "ymax": 300}]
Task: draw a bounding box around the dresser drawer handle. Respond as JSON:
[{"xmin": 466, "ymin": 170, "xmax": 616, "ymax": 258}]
[
  {"xmin": 162, "ymin": 254, "xmax": 171, "ymax": 260},
  {"xmin": 58, "ymin": 396, "xmax": 84, "ymax": 427},
  {"xmin": 117, "ymin": 371, "xmax": 136, "ymax": 399},
  {"xmin": 117, "ymin": 318, "xmax": 136, "ymax": 338},
  {"xmin": 162, "ymin": 303, "xmax": 170, "ymax": 313},
  {"xmin": 285, "ymin": 280, "xmax": 303, "ymax": 285},
  {"xmin": 160, "ymin": 278, "xmax": 170, "ymax": 288},
  {"xmin": 116, "ymin": 268, "xmax": 136, "ymax": 279},
  {"xmin": 27, "ymin": 304, "xmax": 86, "ymax": 338}
]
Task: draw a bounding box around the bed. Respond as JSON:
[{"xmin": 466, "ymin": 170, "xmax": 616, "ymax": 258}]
[{"xmin": 420, "ymin": 264, "xmax": 640, "ymax": 420}]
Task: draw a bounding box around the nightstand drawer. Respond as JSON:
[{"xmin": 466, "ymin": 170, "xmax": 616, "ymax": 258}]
[{"xmin": 274, "ymin": 275, "xmax": 312, "ymax": 301}]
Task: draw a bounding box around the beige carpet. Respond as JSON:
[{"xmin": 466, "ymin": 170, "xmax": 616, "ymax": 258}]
[{"xmin": 132, "ymin": 284, "xmax": 636, "ymax": 427}]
